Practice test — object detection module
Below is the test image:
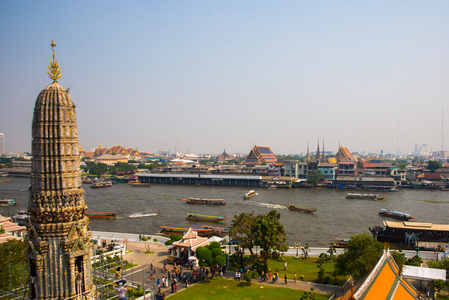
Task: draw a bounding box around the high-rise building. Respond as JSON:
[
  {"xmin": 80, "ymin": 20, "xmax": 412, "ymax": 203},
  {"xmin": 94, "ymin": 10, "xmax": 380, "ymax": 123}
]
[
  {"xmin": 27, "ymin": 42, "xmax": 93, "ymax": 299},
  {"xmin": 0, "ymin": 133, "xmax": 4, "ymax": 154}
]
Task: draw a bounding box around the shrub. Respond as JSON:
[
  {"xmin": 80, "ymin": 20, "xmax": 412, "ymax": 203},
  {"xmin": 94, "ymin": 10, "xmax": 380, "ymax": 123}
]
[
  {"xmin": 244, "ymin": 272, "xmax": 252, "ymax": 283},
  {"xmin": 169, "ymin": 234, "xmax": 182, "ymax": 242},
  {"xmin": 165, "ymin": 240, "xmax": 173, "ymax": 246},
  {"xmin": 299, "ymin": 275, "xmax": 305, "ymax": 279},
  {"xmin": 141, "ymin": 237, "xmax": 148, "ymax": 241},
  {"xmin": 153, "ymin": 238, "xmax": 158, "ymax": 242}
]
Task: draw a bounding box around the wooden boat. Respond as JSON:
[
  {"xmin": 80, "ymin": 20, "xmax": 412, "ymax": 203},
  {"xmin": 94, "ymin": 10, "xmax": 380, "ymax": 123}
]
[
  {"xmin": 85, "ymin": 212, "xmax": 117, "ymax": 219},
  {"xmin": 186, "ymin": 213, "xmax": 227, "ymax": 222},
  {"xmin": 0, "ymin": 199, "xmax": 18, "ymax": 206},
  {"xmin": 332, "ymin": 238, "xmax": 349, "ymax": 248},
  {"xmin": 12, "ymin": 211, "xmax": 29, "ymax": 226},
  {"xmin": 287, "ymin": 204, "xmax": 317, "ymax": 213},
  {"xmin": 378, "ymin": 209, "xmax": 413, "ymax": 221},
  {"xmin": 128, "ymin": 181, "xmax": 151, "ymax": 187},
  {"xmin": 201, "ymin": 225, "xmax": 229, "ymax": 236},
  {"xmin": 243, "ymin": 190, "xmax": 256, "ymax": 200},
  {"xmin": 183, "ymin": 198, "xmax": 226, "ymax": 205},
  {"xmin": 346, "ymin": 193, "xmax": 386, "ymax": 200},
  {"xmin": 159, "ymin": 226, "xmax": 212, "ymax": 237},
  {"xmin": 370, "ymin": 221, "xmax": 449, "ymax": 244},
  {"xmin": 91, "ymin": 181, "xmax": 112, "ymax": 188}
]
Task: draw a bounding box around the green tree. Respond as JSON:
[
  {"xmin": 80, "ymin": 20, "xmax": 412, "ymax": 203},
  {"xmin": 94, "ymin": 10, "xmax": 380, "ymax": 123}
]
[
  {"xmin": 195, "ymin": 242, "xmax": 226, "ymax": 277},
  {"xmin": 252, "ymin": 210, "xmax": 288, "ymax": 268},
  {"xmin": 229, "ymin": 212, "xmax": 257, "ymax": 258},
  {"xmin": 433, "ymin": 279, "xmax": 447, "ymax": 295},
  {"xmin": 427, "ymin": 161, "xmax": 442, "ymax": 172},
  {"xmin": 391, "ymin": 250, "xmax": 406, "ymax": 272},
  {"xmin": 406, "ymin": 255, "xmax": 423, "ymax": 266},
  {"xmin": 334, "ymin": 233, "xmax": 383, "ymax": 280},
  {"xmin": 169, "ymin": 234, "xmax": 182, "ymax": 242},
  {"xmin": 88, "ymin": 162, "xmax": 108, "ymax": 176},
  {"xmin": 307, "ymin": 171, "xmax": 325, "ymax": 186},
  {"xmin": 0, "ymin": 240, "xmax": 28, "ymax": 291}
]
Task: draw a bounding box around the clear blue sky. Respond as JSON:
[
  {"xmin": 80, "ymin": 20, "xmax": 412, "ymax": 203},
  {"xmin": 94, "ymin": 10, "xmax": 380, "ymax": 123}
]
[{"xmin": 1, "ymin": 1, "xmax": 448, "ymax": 155}]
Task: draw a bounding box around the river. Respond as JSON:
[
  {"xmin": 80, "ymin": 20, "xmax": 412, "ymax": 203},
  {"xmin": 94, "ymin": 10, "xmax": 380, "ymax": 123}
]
[{"xmin": 1, "ymin": 178, "xmax": 448, "ymax": 247}]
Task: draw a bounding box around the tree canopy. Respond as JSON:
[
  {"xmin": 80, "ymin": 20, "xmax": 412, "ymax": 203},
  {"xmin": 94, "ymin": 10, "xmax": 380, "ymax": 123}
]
[
  {"xmin": 427, "ymin": 161, "xmax": 443, "ymax": 172},
  {"xmin": 195, "ymin": 241, "xmax": 226, "ymax": 277},
  {"xmin": 229, "ymin": 212, "xmax": 257, "ymax": 257},
  {"xmin": 252, "ymin": 210, "xmax": 288, "ymax": 267},
  {"xmin": 334, "ymin": 233, "xmax": 383, "ymax": 280},
  {"xmin": 0, "ymin": 240, "xmax": 28, "ymax": 291}
]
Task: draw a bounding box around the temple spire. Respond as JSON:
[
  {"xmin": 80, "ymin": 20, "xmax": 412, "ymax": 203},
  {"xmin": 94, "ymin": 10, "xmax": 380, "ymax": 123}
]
[
  {"xmin": 316, "ymin": 138, "xmax": 320, "ymax": 160},
  {"xmin": 306, "ymin": 141, "xmax": 310, "ymax": 162},
  {"xmin": 47, "ymin": 40, "xmax": 62, "ymax": 82}
]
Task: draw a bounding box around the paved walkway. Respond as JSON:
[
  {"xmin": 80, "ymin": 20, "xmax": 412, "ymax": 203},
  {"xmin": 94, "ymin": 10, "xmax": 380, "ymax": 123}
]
[{"xmin": 118, "ymin": 241, "xmax": 342, "ymax": 298}]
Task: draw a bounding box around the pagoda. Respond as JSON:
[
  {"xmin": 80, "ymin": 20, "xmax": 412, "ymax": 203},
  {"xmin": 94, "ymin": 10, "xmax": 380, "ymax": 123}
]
[{"xmin": 26, "ymin": 41, "xmax": 93, "ymax": 299}]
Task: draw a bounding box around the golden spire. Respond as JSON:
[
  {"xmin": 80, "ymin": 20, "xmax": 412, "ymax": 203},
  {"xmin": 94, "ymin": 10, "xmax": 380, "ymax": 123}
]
[{"xmin": 47, "ymin": 40, "xmax": 62, "ymax": 82}]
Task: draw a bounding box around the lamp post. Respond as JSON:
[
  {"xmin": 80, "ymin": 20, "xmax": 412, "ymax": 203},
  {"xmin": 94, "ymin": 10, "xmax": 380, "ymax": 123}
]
[{"xmin": 294, "ymin": 242, "xmax": 301, "ymax": 258}]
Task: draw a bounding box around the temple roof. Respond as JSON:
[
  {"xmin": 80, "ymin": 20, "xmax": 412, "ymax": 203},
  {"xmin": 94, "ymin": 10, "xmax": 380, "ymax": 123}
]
[
  {"xmin": 241, "ymin": 145, "xmax": 277, "ymax": 165},
  {"xmin": 338, "ymin": 249, "xmax": 419, "ymax": 300}
]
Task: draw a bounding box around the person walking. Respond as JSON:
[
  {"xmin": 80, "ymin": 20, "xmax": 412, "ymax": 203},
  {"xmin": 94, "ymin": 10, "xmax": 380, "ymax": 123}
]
[
  {"xmin": 284, "ymin": 261, "xmax": 287, "ymax": 270},
  {"xmin": 113, "ymin": 281, "xmax": 127, "ymax": 300},
  {"xmin": 294, "ymin": 273, "xmax": 297, "ymax": 283},
  {"xmin": 284, "ymin": 274, "xmax": 287, "ymax": 286}
]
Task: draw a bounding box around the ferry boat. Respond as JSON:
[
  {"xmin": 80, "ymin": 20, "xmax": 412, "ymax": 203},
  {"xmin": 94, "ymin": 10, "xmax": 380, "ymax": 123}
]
[
  {"xmin": 158, "ymin": 226, "xmax": 213, "ymax": 237},
  {"xmin": 346, "ymin": 193, "xmax": 386, "ymax": 200},
  {"xmin": 378, "ymin": 209, "xmax": 413, "ymax": 221},
  {"xmin": 186, "ymin": 213, "xmax": 227, "ymax": 222},
  {"xmin": 287, "ymin": 204, "xmax": 317, "ymax": 213},
  {"xmin": 85, "ymin": 212, "xmax": 117, "ymax": 219},
  {"xmin": 128, "ymin": 181, "xmax": 151, "ymax": 187},
  {"xmin": 243, "ymin": 190, "xmax": 256, "ymax": 200},
  {"xmin": 183, "ymin": 198, "xmax": 226, "ymax": 205},
  {"xmin": 201, "ymin": 225, "xmax": 229, "ymax": 236},
  {"xmin": 91, "ymin": 181, "xmax": 112, "ymax": 188},
  {"xmin": 0, "ymin": 199, "xmax": 17, "ymax": 206},
  {"xmin": 370, "ymin": 221, "xmax": 449, "ymax": 244}
]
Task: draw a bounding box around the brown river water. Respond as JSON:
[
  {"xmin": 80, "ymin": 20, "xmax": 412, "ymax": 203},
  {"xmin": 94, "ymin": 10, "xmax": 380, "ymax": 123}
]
[{"xmin": 1, "ymin": 178, "xmax": 448, "ymax": 247}]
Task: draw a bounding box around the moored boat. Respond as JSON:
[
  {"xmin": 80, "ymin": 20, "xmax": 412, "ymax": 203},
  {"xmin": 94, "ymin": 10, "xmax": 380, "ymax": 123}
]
[
  {"xmin": 370, "ymin": 221, "xmax": 449, "ymax": 244},
  {"xmin": 287, "ymin": 204, "xmax": 317, "ymax": 213},
  {"xmin": 12, "ymin": 211, "xmax": 29, "ymax": 225},
  {"xmin": 183, "ymin": 198, "xmax": 226, "ymax": 205},
  {"xmin": 186, "ymin": 213, "xmax": 227, "ymax": 222},
  {"xmin": 378, "ymin": 209, "xmax": 413, "ymax": 221},
  {"xmin": 91, "ymin": 180, "xmax": 112, "ymax": 188},
  {"xmin": 201, "ymin": 225, "xmax": 229, "ymax": 236},
  {"xmin": 0, "ymin": 199, "xmax": 18, "ymax": 206},
  {"xmin": 332, "ymin": 238, "xmax": 349, "ymax": 248},
  {"xmin": 85, "ymin": 212, "xmax": 117, "ymax": 219},
  {"xmin": 158, "ymin": 226, "xmax": 213, "ymax": 237},
  {"xmin": 346, "ymin": 193, "xmax": 386, "ymax": 200},
  {"xmin": 243, "ymin": 190, "xmax": 256, "ymax": 200}
]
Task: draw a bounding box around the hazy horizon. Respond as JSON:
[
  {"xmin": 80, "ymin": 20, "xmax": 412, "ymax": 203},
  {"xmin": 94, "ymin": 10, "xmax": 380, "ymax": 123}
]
[{"xmin": 1, "ymin": 1, "xmax": 448, "ymax": 155}]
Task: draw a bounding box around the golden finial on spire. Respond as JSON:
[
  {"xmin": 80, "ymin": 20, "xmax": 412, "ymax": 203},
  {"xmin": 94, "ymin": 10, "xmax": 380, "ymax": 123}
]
[{"xmin": 47, "ymin": 40, "xmax": 62, "ymax": 82}]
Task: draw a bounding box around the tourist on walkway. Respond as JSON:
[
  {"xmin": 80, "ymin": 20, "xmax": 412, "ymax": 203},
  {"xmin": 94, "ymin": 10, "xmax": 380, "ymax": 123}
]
[
  {"xmin": 113, "ymin": 281, "xmax": 127, "ymax": 300},
  {"xmin": 284, "ymin": 261, "xmax": 287, "ymax": 270},
  {"xmin": 294, "ymin": 273, "xmax": 297, "ymax": 283},
  {"xmin": 284, "ymin": 274, "xmax": 287, "ymax": 285}
]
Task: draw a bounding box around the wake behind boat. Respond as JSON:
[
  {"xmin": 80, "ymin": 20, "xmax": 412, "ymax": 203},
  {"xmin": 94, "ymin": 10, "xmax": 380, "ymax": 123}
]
[
  {"xmin": 287, "ymin": 204, "xmax": 317, "ymax": 213},
  {"xmin": 183, "ymin": 197, "xmax": 226, "ymax": 205},
  {"xmin": 346, "ymin": 193, "xmax": 386, "ymax": 200},
  {"xmin": 378, "ymin": 209, "xmax": 413, "ymax": 221},
  {"xmin": 186, "ymin": 213, "xmax": 227, "ymax": 222}
]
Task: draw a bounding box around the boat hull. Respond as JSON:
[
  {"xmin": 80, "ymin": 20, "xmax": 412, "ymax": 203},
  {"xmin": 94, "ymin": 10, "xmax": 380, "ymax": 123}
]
[{"xmin": 183, "ymin": 198, "xmax": 226, "ymax": 205}]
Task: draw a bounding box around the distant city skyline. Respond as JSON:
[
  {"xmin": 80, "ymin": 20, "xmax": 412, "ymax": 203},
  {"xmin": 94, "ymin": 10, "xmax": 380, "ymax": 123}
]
[{"xmin": 1, "ymin": 1, "xmax": 448, "ymax": 155}]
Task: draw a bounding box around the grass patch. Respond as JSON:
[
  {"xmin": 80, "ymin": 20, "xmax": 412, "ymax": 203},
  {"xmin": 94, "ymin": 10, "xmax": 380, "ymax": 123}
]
[
  {"xmin": 266, "ymin": 257, "xmax": 346, "ymax": 285},
  {"xmin": 166, "ymin": 277, "xmax": 329, "ymax": 300},
  {"xmin": 144, "ymin": 251, "xmax": 154, "ymax": 255}
]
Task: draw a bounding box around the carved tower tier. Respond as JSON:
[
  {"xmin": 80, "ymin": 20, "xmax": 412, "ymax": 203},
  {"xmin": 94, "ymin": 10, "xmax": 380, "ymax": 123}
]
[{"xmin": 27, "ymin": 41, "xmax": 93, "ymax": 299}]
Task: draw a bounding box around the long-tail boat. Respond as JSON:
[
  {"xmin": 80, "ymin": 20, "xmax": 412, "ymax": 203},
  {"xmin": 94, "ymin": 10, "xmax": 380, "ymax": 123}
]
[
  {"xmin": 158, "ymin": 226, "xmax": 213, "ymax": 237},
  {"xmin": 85, "ymin": 212, "xmax": 117, "ymax": 219},
  {"xmin": 378, "ymin": 209, "xmax": 413, "ymax": 221},
  {"xmin": 183, "ymin": 198, "xmax": 226, "ymax": 205},
  {"xmin": 287, "ymin": 204, "xmax": 317, "ymax": 213},
  {"xmin": 0, "ymin": 199, "xmax": 18, "ymax": 206},
  {"xmin": 346, "ymin": 193, "xmax": 386, "ymax": 200},
  {"xmin": 186, "ymin": 213, "xmax": 227, "ymax": 222},
  {"xmin": 201, "ymin": 225, "xmax": 229, "ymax": 236}
]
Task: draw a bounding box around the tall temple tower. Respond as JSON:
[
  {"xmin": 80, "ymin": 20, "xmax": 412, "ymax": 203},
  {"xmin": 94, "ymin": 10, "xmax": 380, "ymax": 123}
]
[{"xmin": 26, "ymin": 41, "xmax": 93, "ymax": 299}]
